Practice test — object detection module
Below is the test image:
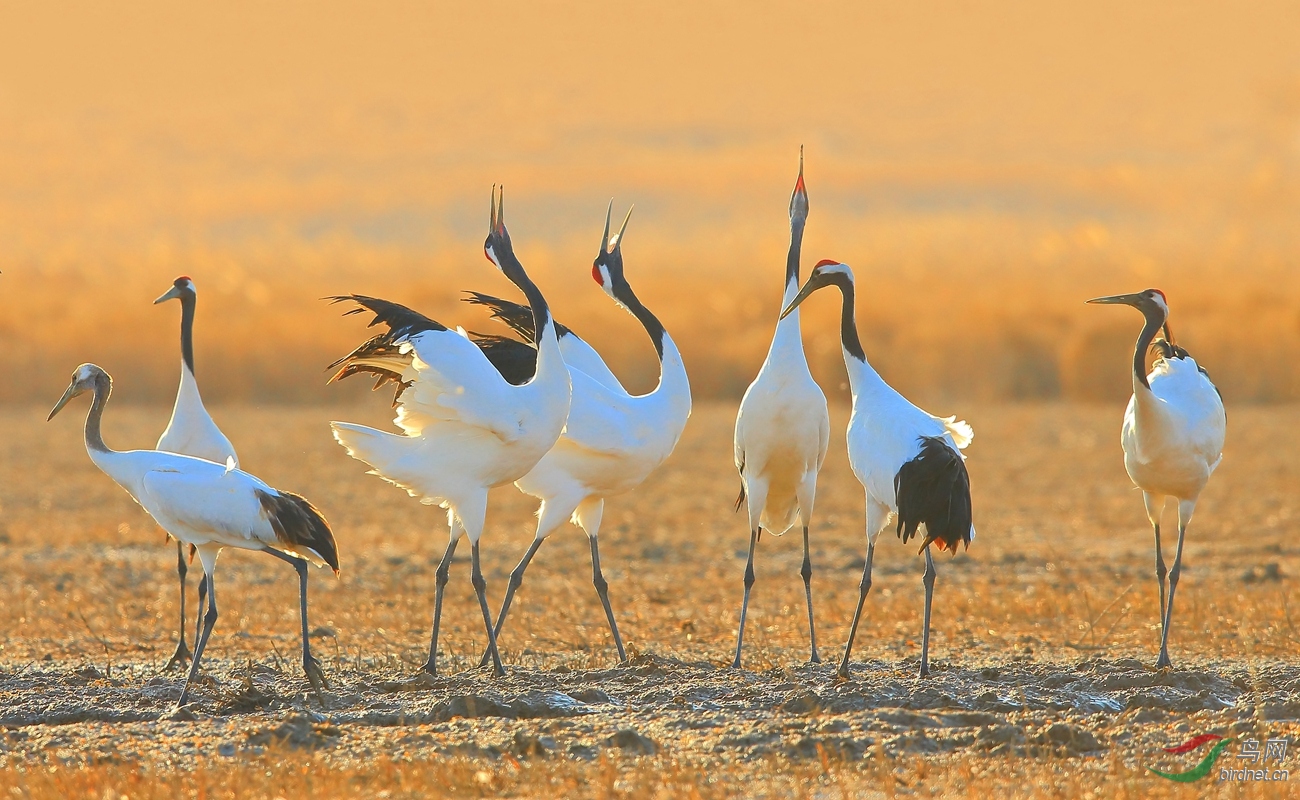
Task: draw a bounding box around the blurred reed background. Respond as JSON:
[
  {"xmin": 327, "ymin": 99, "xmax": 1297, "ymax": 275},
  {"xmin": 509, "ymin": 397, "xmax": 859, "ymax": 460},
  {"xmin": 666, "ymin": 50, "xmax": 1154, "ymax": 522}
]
[{"xmin": 1, "ymin": 1, "xmax": 1299, "ymax": 406}]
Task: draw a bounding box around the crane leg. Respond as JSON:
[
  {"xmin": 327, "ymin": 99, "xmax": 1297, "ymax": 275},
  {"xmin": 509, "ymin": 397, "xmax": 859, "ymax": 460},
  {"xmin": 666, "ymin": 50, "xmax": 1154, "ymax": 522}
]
[
  {"xmin": 177, "ymin": 572, "xmax": 218, "ymax": 708},
  {"xmin": 471, "ymin": 542, "xmax": 505, "ymax": 676},
  {"xmin": 837, "ymin": 540, "xmax": 875, "ymax": 679},
  {"xmin": 919, "ymin": 547, "xmax": 937, "ymax": 678},
  {"xmin": 420, "ymin": 536, "xmax": 459, "ymax": 676},
  {"xmin": 163, "ymin": 541, "xmax": 192, "ymax": 670},
  {"xmin": 194, "ymin": 571, "xmax": 207, "ymax": 657},
  {"xmin": 478, "ymin": 537, "xmax": 544, "ymax": 668},
  {"xmin": 263, "ymin": 548, "xmax": 328, "ymax": 704},
  {"xmin": 801, "ymin": 525, "xmax": 820, "ymax": 664},
  {"xmin": 731, "ymin": 527, "xmax": 760, "ymax": 669},
  {"xmin": 1156, "ymin": 502, "xmax": 1193, "ymax": 669},
  {"xmin": 589, "ymin": 534, "xmax": 627, "ymax": 663},
  {"xmin": 1153, "ymin": 523, "xmax": 1168, "ymax": 625}
]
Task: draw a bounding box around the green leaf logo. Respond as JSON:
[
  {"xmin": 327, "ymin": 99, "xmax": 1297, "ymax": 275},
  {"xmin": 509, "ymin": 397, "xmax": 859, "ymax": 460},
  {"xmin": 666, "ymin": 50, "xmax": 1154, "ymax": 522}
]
[{"xmin": 1149, "ymin": 737, "xmax": 1236, "ymax": 783}]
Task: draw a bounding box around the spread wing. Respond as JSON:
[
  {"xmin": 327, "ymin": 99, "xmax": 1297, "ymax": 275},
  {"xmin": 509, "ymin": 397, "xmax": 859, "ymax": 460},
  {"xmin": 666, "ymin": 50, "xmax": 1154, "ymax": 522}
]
[{"xmin": 328, "ymin": 295, "xmax": 527, "ymax": 442}]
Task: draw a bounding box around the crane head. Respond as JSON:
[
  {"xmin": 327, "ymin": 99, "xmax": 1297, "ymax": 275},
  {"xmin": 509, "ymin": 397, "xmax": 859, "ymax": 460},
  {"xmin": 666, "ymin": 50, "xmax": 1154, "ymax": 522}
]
[
  {"xmin": 154, "ymin": 275, "xmax": 196, "ymax": 305},
  {"xmin": 47, "ymin": 363, "xmax": 111, "ymax": 421},
  {"xmin": 1086, "ymin": 288, "xmax": 1169, "ymax": 322},
  {"xmin": 789, "ymin": 145, "xmax": 808, "ymax": 225},
  {"xmin": 482, "ymin": 185, "xmax": 514, "ymax": 273},
  {"xmin": 780, "ymin": 259, "xmax": 854, "ymax": 319},
  {"xmin": 592, "ymin": 200, "xmax": 633, "ymax": 299}
]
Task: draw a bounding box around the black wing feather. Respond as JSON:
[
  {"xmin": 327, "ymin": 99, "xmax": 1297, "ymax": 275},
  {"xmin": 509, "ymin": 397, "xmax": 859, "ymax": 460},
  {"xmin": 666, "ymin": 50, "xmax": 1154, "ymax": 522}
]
[
  {"xmin": 326, "ymin": 295, "xmax": 448, "ymax": 405},
  {"xmin": 463, "ymin": 291, "xmax": 574, "ymax": 342},
  {"xmin": 467, "ymin": 332, "xmax": 537, "ymax": 386},
  {"xmin": 894, "ymin": 436, "xmax": 973, "ymax": 554}
]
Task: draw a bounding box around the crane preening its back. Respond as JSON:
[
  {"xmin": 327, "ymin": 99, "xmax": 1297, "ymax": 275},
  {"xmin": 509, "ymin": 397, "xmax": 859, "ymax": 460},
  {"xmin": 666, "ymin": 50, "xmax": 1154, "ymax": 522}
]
[
  {"xmin": 48, "ymin": 364, "xmax": 339, "ymax": 710},
  {"xmin": 1087, "ymin": 288, "xmax": 1226, "ymax": 669},
  {"xmin": 327, "ymin": 187, "xmax": 572, "ymax": 677},
  {"xmin": 458, "ymin": 202, "xmax": 692, "ymax": 667},
  {"xmin": 731, "ymin": 149, "xmax": 831, "ymax": 669},
  {"xmin": 153, "ymin": 276, "xmax": 240, "ymax": 672},
  {"xmin": 781, "ymin": 260, "xmax": 974, "ymax": 679}
]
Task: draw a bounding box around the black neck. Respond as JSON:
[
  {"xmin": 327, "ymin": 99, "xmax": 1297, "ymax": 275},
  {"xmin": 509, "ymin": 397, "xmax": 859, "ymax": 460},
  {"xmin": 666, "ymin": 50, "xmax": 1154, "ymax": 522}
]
[
  {"xmin": 785, "ymin": 218, "xmax": 805, "ymax": 289},
  {"xmin": 1133, "ymin": 310, "xmax": 1164, "ymax": 390},
  {"xmin": 503, "ymin": 261, "xmax": 551, "ymax": 341},
  {"xmin": 179, "ymin": 293, "xmax": 196, "ymax": 374},
  {"xmin": 833, "ymin": 276, "xmax": 866, "ymax": 362},
  {"xmin": 613, "ymin": 281, "xmax": 666, "ymax": 360},
  {"xmin": 85, "ymin": 375, "xmax": 111, "ymax": 453}
]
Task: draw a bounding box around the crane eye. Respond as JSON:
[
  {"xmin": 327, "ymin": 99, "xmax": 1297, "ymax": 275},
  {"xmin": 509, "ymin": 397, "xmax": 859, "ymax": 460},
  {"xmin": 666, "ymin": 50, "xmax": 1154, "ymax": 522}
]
[{"xmin": 592, "ymin": 264, "xmax": 604, "ymax": 286}]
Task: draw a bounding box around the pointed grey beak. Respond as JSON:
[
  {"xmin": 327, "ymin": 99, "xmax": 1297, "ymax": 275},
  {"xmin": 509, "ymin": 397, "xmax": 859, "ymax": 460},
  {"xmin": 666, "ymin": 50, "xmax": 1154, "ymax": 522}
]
[
  {"xmin": 611, "ymin": 205, "xmax": 633, "ymax": 252},
  {"xmin": 154, "ymin": 285, "xmax": 183, "ymax": 305},
  {"xmin": 1086, "ymin": 293, "xmax": 1144, "ymax": 306},
  {"xmin": 779, "ymin": 273, "xmax": 828, "ymax": 320},
  {"xmin": 47, "ymin": 382, "xmax": 78, "ymax": 421}
]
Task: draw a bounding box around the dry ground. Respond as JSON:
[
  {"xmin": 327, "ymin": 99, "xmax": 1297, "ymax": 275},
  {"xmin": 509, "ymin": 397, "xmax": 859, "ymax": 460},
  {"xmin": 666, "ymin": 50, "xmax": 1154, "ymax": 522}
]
[{"xmin": 0, "ymin": 400, "xmax": 1297, "ymax": 797}]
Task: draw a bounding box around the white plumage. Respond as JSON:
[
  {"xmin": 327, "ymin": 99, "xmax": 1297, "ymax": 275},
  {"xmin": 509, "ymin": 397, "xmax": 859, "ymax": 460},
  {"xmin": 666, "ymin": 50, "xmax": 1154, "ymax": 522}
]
[
  {"xmin": 464, "ymin": 203, "xmax": 692, "ymax": 665},
  {"xmin": 153, "ymin": 275, "xmax": 239, "ymax": 671},
  {"xmin": 731, "ymin": 152, "xmax": 831, "ymax": 668},
  {"xmin": 782, "ymin": 260, "xmax": 974, "ymax": 679},
  {"xmin": 328, "ymin": 188, "xmax": 571, "ymax": 676},
  {"xmin": 1088, "ymin": 288, "xmax": 1226, "ymax": 668},
  {"xmin": 48, "ymin": 363, "xmax": 338, "ymax": 709}
]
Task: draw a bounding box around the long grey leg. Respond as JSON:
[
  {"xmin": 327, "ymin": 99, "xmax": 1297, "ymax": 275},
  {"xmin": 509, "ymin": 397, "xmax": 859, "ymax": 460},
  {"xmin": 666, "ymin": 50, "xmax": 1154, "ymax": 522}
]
[
  {"xmin": 471, "ymin": 542, "xmax": 505, "ymax": 676},
  {"xmin": 177, "ymin": 572, "xmax": 218, "ymax": 708},
  {"xmin": 1153, "ymin": 523, "xmax": 1168, "ymax": 627},
  {"xmin": 590, "ymin": 535, "xmax": 627, "ymax": 663},
  {"xmin": 420, "ymin": 536, "xmax": 460, "ymax": 676},
  {"xmin": 194, "ymin": 568, "xmax": 207, "ymax": 653},
  {"xmin": 837, "ymin": 540, "xmax": 875, "ymax": 679},
  {"xmin": 478, "ymin": 538, "xmax": 544, "ymax": 667},
  {"xmin": 1156, "ymin": 521, "xmax": 1189, "ymax": 669},
  {"xmin": 731, "ymin": 528, "xmax": 760, "ymax": 669},
  {"xmin": 164, "ymin": 541, "xmax": 192, "ymax": 670},
  {"xmin": 263, "ymin": 548, "xmax": 327, "ymax": 703},
  {"xmin": 919, "ymin": 546, "xmax": 936, "ymax": 678},
  {"xmin": 801, "ymin": 526, "xmax": 820, "ymax": 664}
]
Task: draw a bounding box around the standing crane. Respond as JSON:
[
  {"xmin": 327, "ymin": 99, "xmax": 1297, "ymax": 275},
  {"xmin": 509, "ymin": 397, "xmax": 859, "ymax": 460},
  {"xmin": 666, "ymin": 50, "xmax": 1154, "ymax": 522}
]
[
  {"xmin": 1087, "ymin": 288, "xmax": 1225, "ymax": 668},
  {"xmin": 327, "ymin": 188, "xmax": 571, "ymax": 676},
  {"xmin": 461, "ymin": 202, "xmax": 692, "ymax": 665},
  {"xmin": 48, "ymin": 364, "xmax": 338, "ymax": 709},
  {"xmin": 153, "ymin": 276, "xmax": 239, "ymax": 671},
  {"xmin": 781, "ymin": 260, "xmax": 974, "ymax": 679},
  {"xmin": 731, "ymin": 150, "xmax": 831, "ymax": 668}
]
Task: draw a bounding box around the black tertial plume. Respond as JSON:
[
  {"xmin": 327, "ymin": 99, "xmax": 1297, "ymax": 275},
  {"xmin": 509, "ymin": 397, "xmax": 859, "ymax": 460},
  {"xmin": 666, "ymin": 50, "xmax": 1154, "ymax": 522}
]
[{"xmin": 894, "ymin": 437, "xmax": 973, "ymax": 554}]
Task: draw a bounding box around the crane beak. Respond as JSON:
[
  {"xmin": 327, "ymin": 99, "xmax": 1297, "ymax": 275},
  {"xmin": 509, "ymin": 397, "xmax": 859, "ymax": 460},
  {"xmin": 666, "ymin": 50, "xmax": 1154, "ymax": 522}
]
[
  {"xmin": 611, "ymin": 205, "xmax": 633, "ymax": 252},
  {"xmin": 47, "ymin": 382, "xmax": 78, "ymax": 421},
  {"xmin": 599, "ymin": 200, "xmax": 613, "ymax": 253},
  {"xmin": 1085, "ymin": 292, "xmax": 1144, "ymax": 306},
  {"xmin": 779, "ymin": 274, "xmax": 826, "ymax": 320},
  {"xmin": 153, "ymin": 285, "xmax": 183, "ymax": 305},
  {"xmin": 790, "ymin": 145, "xmax": 808, "ymax": 223}
]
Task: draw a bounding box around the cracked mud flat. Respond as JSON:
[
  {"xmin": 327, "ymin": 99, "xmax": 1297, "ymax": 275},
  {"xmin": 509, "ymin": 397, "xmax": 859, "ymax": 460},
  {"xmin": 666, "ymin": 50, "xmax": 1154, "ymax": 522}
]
[{"xmin": 1, "ymin": 652, "xmax": 1297, "ymax": 771}]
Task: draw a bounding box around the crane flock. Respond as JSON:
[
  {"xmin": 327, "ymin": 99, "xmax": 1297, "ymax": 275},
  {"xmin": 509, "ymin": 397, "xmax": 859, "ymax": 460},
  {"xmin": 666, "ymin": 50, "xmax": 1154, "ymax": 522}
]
[{"xmin": 41, "ymin": 154, "xmax": 1228, "ymax": 713}]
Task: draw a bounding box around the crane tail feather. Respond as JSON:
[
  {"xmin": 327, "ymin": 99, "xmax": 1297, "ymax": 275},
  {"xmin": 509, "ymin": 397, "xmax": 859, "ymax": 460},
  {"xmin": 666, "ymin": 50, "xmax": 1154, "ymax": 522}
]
[{"xmin": 894, "ymin": 436, "xmax": 974, "ymax": 554}]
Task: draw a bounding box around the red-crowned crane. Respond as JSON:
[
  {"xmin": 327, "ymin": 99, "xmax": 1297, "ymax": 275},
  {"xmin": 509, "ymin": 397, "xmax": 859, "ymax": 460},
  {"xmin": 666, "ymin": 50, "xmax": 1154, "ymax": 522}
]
[
  {"xmin": 731, "ymin": 150, "xmax": 831, "ymax": 668},
  {"xmin": 326, "ymin": 188, "xmax": 572, "ymax": 676},
  {"xmin": 1087, "ymin": 288, "xmax": 1226, "ymax": 668},
  {"xmin": 460, "ymin": 202, "xmax": 692, "ymax": 665},
  {"xmin": 48, "ymin": 364, "xmax": 338, "ymax": 709},
  {"xmin": 781, "ymin": 260, "xmax": 974, "ymax": 679},
  {"xmin": 153, "ymin": 276, "xmax": 239, "ymax": 671}
]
